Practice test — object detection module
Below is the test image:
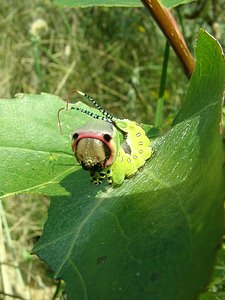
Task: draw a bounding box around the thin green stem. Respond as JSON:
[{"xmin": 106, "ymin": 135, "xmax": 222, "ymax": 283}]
[
  {"xmin": 32, "ymin": 37, "xmax": 46, "ymax": 91},
  {"xmin": 52, "ymin": 280, "xmax": 63, "ymax": 300},
  {"xmin": 154, "ymin": 40, "xmax": 170, "ymax": 127}
]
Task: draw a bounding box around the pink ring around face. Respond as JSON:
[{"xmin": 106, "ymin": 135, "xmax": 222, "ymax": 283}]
[{"xmin": 72, "ymin": 132, "xmax": 117, "ymax": 167}]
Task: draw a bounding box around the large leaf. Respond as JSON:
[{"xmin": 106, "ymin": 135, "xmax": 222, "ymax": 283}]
[
  {"xmin": 53, "ymin": 0, "xmax": 195, "ymax": 9},
  {"xmin": 0, "ymin": 30, "xmax": 224, "ymax": 299}
]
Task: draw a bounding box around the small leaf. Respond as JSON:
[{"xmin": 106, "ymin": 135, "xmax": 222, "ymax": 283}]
[
  {"xmin": 140, "ymin": 123, "xmax": 161, "ymax": 139},
  {"xmin": 54, "ymin": 0, "xmax": 143, "ymax": 7},
  {"xmin": 53, "ymin": 0, "xmax": 194, "ymax": 9}
]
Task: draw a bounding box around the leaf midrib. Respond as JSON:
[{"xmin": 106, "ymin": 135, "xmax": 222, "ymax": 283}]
[
  {"xmin": 0, "ymin": 146, "xmax": 72, "ymax": 157},
  {"xmin": 0, "ymin": 165, "xmax": 76, "ymax": 199}
]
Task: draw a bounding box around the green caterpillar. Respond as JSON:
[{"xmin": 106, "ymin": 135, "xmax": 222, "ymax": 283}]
[{"xmin": 59, "ymin": 90, "xmax": 153, "ymax": 185}]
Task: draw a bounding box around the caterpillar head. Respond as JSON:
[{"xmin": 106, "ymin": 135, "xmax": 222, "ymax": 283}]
[{"xmin": 72, "ymin": 119, "xmax": 120, "ymax": 172}]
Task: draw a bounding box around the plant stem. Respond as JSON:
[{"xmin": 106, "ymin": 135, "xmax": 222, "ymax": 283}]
[
  {"xmin": 155, "ymin": 40, "xmax": 170, "ymax": 127},
  {"xmin": 141, "ymin": 0, "xmax": 195, "ymax": 78},
  {"xmin": 32, "ymin": 37, "xmax": 46, "ymax": 91}
]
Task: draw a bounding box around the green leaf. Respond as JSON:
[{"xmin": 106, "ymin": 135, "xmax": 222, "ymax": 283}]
[
  {"xmin": 140, "ymin": 123, "xmax": 161, "ymax": 139},
  {"xmin": 53, "ymin": 0, "xmax": 195, "ymax": 9},
  {"xmin": 54, "ymin": 0, "xmax": 143, "ymax": 6},
  {"xmin": 1, "ymin": 30, "xmax": 225, "ymax": 299},
  {"xmin": 0, "ymin": 96, "xmax": 95, "ymax": 197}
]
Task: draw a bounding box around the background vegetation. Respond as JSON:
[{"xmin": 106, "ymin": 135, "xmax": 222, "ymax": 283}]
[{"xmin": 0, "ymin": 0, "xmax": 225, "ymax": 299}]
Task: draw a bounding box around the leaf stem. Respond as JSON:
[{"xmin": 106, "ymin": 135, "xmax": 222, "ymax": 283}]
[{"xmin": 141, "ymin": 0, "xmax": 195, "ymax": 78}]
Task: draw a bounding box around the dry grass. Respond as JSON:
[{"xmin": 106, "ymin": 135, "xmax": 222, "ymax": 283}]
[{"xmin": 0, "ymin": 195, "xmax": 58, "ymax": 299}]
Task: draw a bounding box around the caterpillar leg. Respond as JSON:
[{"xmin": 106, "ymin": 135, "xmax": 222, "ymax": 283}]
[
  {"xmin": 106, "ymin": 169, "xmax": 113, "ymax": 185},
  {"xmin": 90, "ymin": 171, "xmax": 106, "ymax": 185}
]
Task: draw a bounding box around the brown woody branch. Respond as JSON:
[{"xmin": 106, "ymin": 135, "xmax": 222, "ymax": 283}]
[{"xmin": 141, "ymin": 0, "xmax": 195, "ymax": 78}]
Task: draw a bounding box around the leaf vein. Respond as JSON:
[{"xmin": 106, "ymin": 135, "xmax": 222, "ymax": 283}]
[{"xmin": 68, "ymin": 259, "xmax": 88, "ymax": 300}]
